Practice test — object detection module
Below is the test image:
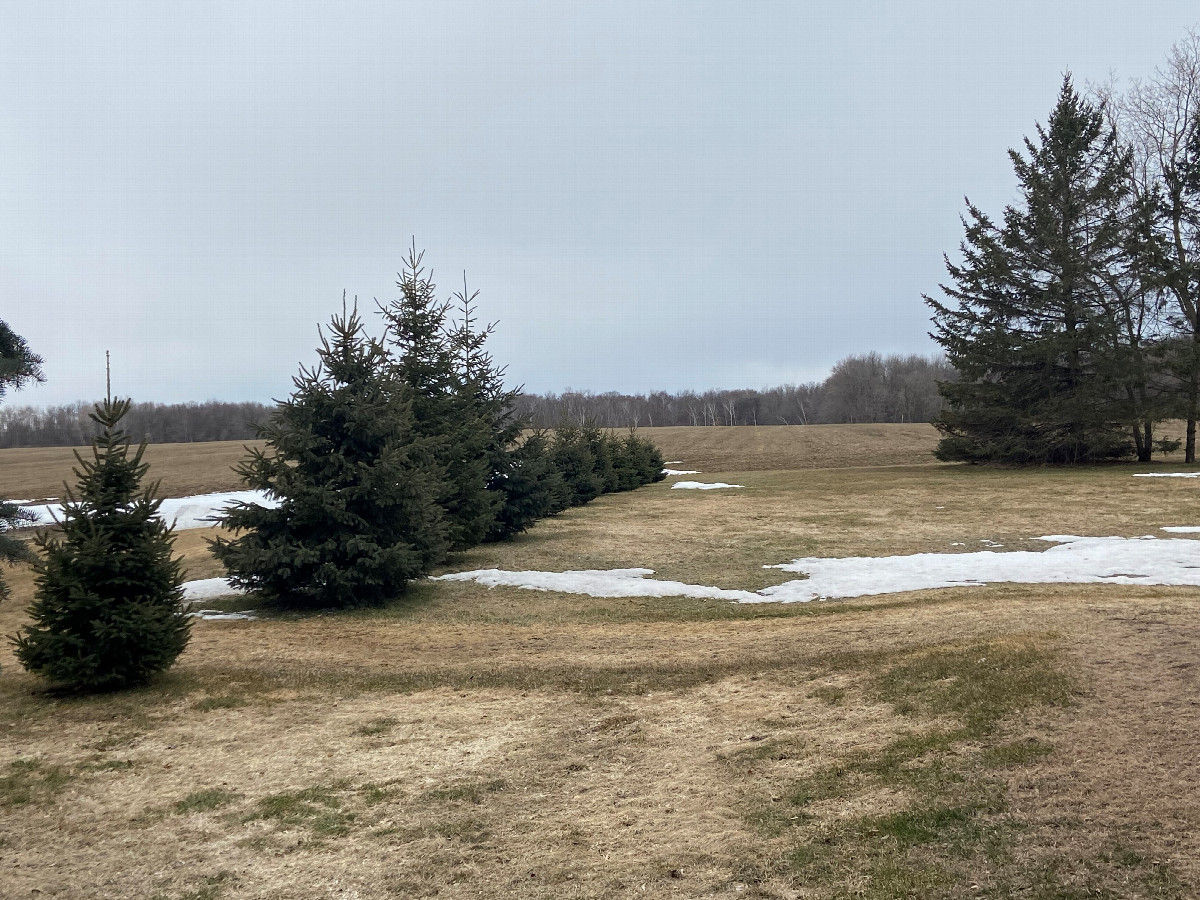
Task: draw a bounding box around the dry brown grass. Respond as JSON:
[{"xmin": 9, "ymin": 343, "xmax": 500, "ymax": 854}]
[
  {"xmin": 647, "ymin": 423, "xmax": 945, "ymax": 472},
  {"xmin": 2, "ymin": 425, "xmax": 1200, "ymax": 899},
  {"xmin": 0, "ymin": 440, "xmax": 264, "ymax": 501}
]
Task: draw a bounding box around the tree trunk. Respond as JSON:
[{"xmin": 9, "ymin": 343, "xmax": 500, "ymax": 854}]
[
  {"xmin": 1133, "ymin": 422, "xmax": 1149, "ymax": 463},
  {"xmin": 1190, "ymin": 324, "xmax": 1200, "ymax": 464}
]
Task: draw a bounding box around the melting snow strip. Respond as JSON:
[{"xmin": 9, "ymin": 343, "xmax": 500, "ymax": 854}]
[
  {"xmin": 188, "ymin": 610, "xmax": 258, "ymax": 621},
  {"xmin": 181, "ymin": 577, "xmax": 256, "ymax": 620},
  {"xmin": 438, "ymin": 535, "xmax": 1200, "ymax": 605},
  {"xmin": 433, "ymin": 568, "xmax": 758, "ymax": 601},
  {"xmin": 24, "ymin": 490, "xmax": 280, "ymax": 530},
  {"xmin": 1133, "ymin": 472, "xmax": 1200, "ymax": 478},
  {"xmin": 671, "ymin": 481, "xmax": 743, "ymax": 490},
  {"xmin": 1162, "ymin": 526, "xmax": 1200, "ymax": 533},
  {"xmin": 662, "ymin": 469, "xmax": 701, "ymax": 475},
  {"xmin": 182, "ymin": 577, "xmax": 242, "ymax": 601}
]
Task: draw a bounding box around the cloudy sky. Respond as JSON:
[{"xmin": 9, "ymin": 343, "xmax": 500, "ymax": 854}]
[{"xmin": 2, "ymin": 1, "xmax": 1198, "ymax": 406}]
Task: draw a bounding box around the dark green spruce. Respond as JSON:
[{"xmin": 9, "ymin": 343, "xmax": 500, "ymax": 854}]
[
  {"xmin": 209, "ymin": 304, "xmax": 446, "ymax": 610},
  {"xmin": 927, "ymin": 76, "xmax": 1140, "ymax": 463},
  {"xmin": 12, "ymin": 396, "xmax": 190, "ymax": 691},
  {"xmin": 378, "ymin": 246, "xmax": 499, "ymax": 551}
]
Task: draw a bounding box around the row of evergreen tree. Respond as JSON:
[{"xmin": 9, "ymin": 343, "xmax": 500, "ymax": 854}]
[
  {"xmin": 2, "ymin": 251, "xmax": 666, "ymax": 691},
  {"xmin": 210, "ymin": 247, "xmax": 665, "ymax": 610},
  {"xmin": 929, "ymin": 53, "xmax": 1200, "ymax": 464}
]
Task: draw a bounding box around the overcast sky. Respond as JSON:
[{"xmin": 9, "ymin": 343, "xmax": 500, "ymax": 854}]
[{"xmin": 2, "ymin": 1, "xmax": 1198, "ymax": 406}]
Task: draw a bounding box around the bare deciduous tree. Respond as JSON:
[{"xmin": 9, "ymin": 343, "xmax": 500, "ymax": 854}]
[{"xmin": 1120, "ymin": 30, "xmax": 1200, "ymax": 460}]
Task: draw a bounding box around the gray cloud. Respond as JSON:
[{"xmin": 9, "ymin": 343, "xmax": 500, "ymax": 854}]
[{"xmin": 2, "ymin": 1, "xmax": 1197, "ymax": 405}]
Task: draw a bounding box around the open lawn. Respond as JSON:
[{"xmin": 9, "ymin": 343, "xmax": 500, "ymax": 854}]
[{"xmin": 2, "ymin": 425, "xmax": 1199, "ymax": 899}]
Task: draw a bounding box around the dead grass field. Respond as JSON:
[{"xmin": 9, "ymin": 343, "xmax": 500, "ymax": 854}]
[{"xmin": 2, "ymin": 425, "xmax": 1200, "ymax": 899}]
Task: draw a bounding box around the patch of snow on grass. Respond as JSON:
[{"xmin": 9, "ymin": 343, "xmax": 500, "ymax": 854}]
[
  {"xmin": 25, "ymin": 490, "xmax": 279, "ymax": 530},
  {"xmin": 662, "ymin": 469, "xmax": 701, "ymax": 476},
  {"xmin": 180, "ymin": 577, "xmax": 255, "ymax": 619},
  {"xmin": 1162, "ymin": 526, "xmax": 1200, "ymax": 533},
  {"xmin": 182, "ymin": 577, "xmax": 243, "ymax": 601},
  {"xmin": 1133, "ymin": 472, "xmax": 1200, "ymax": 478},
  {"xmin": 188, "ymin": 609, "xmax": 258, "ymax": 621},
  {"xmin": 759, "ymin": 535, "xmax": 1200, "ymax": 603},
  {"xmin": 670, "ymin": 481, "xmax": 744, "ymax": 490},
  {"xmin": 433, "ymin": 568, "xmax": 758, "ymax": 601},
  {"xmin": 435, "ymin": 535, "xmax": 1200, "ymax": 605}
]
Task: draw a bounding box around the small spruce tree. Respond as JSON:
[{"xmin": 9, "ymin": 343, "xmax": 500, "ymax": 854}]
[
  {"xmin": 550, "ymin": 423, "xmax": 603, "ymax": 506},
  {"xmin": 13, "ymin": 396, "xmax": 190, "ymax": 691},
  {"xmin": 210, "ymin": 304, "xmax": 446, "ymax": 610},
  {"xmin": 486, "ymin": 431, "xmax": 569, "ymax": 540}
]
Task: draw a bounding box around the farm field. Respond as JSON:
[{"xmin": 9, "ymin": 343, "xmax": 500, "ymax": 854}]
[{"xmin": 2, "ymin": 424, "xmax": 1200, "ymax": 899}]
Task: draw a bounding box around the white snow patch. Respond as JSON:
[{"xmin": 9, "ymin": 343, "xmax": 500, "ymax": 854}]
[
  {"xmin": 663, "ymin": 461, "xmax": 683, "ymax": 465},
  {"xmin": 181, "ymin": 577, "xmax": 243, "ymax": 601},
  {"xmin": 662, "ymin": 469, "xmax": 701, "ymax": 476},
  {"xmin": 188, "ymin": 609, "xmax": 258, "ymax": 621},
  {"xmin": 670, "ymin": 481, "xmax": 744, "ymax": 490},
  {"xmin": 180, "ymin": 577, "xmax": 255, "ymax": 619},
  {"xmin": 760, "ymin": 535, "xmax": 1200, "ymax": 602},
  {"xmin": 1133, "ymin": 472, "xmax": 1200, "ymax": 478},
  {"xmin": 24, "ymin": 490, "xmax": 279, "ymax": 530},
  {"xmin": 1162, "ymin": 526, "xmax": 1200, "ymax": 533},
  {"xmin": 433, "ymin": 568, "xmax": 759, "ymax": 601},
  {"xmin": 435, "ymin": 535, "xmax": 1200, "ymax": 605}
]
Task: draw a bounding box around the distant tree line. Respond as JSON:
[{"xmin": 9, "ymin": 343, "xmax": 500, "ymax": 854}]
[
  {"xmin": 514, "ymin": 353, "xmax": 956, "ymax": 428},
  {"xmin": 0, "ymin": 400, "xmax": 271, "ymax": 448},
  {"xmin": 0, "ymin": 352, "xmax": 955, "ymax": 447}
]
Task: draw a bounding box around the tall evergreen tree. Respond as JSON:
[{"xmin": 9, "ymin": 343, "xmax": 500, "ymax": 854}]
[
  {"xmin": 0, "ymin": 320, "xmax": 45, "ymax": 602},
  {"xmin": 928, "ymin": 76, "xmax": 1138, "ymax": 463},
  {"xmin": 378, "ymin": 246, "xmax": 499, "ymax": 550},
  {"xmin": 13, "ymin": 396, "xmax": 190, "ymax": 691},
  {"xmin": 210, "ymin": 303, "xmax": 445, "ymax": 609},
  {"xmin": 444, "ymin": 273, "xmax": 553, "ymax": 541}
]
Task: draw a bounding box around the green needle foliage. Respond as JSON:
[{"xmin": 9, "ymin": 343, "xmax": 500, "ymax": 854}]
[
  {"xmin": 13, "ymin": 396, "xmax": 190, "ymax": 691},
  {"xmin": 379, "ymin": 246, "xmax": 502, "ymax": 551},
  {"xmin": 0, "ymin": 319, "xmax": 45, "ymax": 603},
  {"xmin": 928, "ymin": 76, "xmax": 1140, "ymax": 463},
  {"xmin": 210, "ymin": 303, "xmax": 446, "ymax": 610}
]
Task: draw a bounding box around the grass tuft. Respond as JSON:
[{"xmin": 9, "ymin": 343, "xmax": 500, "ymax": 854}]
[
  {"xmin": 173, "ymin": 789, "xmax": 241, "ymax": 815},
  {"xmin": 354, "ymin": 716, "xmax": 398, "ymax": 736},
  {"xmin": 242, "ymin": 785, "xmax": 355, "ymax": 837},
  {"xmin": 0, "ymin": 758, "xmax": 73, "ymax": 807}
]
